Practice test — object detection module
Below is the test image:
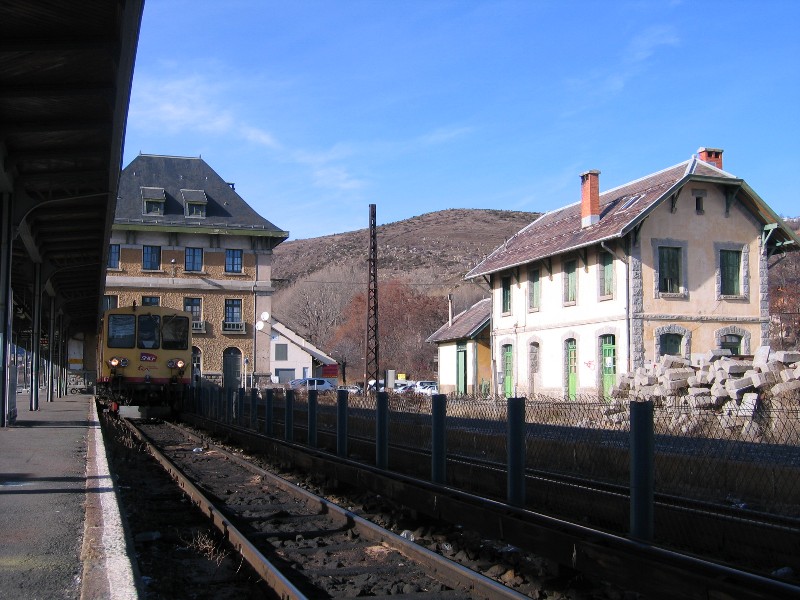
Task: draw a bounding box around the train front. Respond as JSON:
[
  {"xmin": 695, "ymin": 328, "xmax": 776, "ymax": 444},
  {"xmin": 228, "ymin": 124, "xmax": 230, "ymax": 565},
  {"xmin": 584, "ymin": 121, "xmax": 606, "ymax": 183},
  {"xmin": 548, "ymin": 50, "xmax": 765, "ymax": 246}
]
[{"xmin": 97, "ymin": 307, "xmax": 192, "ymax": 418}]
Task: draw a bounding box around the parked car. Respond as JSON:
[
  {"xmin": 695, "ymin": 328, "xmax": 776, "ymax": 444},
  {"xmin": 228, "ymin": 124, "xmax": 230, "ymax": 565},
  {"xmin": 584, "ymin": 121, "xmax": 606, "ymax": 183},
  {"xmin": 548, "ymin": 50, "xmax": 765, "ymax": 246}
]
[
  {"xmin": 417, "ymin": 383, "xmax": 438, "ymax": 396},
  {"xmin": 414, "ymin": 381, "xmax": 437, "ymax": 393},
  {"xmin": 289, "ymin": 378, "xmax": 335, "ymax": 391},
  {"xmin": 337, "ymin": 384, "xmax": 362, "ymax": 395}
]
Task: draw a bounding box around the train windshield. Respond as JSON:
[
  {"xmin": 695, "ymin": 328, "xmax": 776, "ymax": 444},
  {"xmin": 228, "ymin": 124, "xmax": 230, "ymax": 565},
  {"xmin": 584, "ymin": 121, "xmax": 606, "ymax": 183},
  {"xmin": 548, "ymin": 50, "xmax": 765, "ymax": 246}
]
[
  {"xmin": 161, "ymin": 316, "xmax": 190, "ymax": 350},
  {"xmin": 107, "ymin": 314, "xmax": 135, "ymax": 348},
  {"xmin": 138, "ymin": 314, "xmax": 160, "ymax": 349}
]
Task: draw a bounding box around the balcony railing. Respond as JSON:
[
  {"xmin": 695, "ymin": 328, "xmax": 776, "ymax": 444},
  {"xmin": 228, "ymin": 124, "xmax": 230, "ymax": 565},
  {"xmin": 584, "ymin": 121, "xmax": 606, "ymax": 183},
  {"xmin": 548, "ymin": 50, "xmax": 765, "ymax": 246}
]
[
  {"xmin": 191, "ymin": 320, "xmax": 206, "ymax": 333},
  {"xmin": 222, "ymin": 321, "xmax": 245, "ymax": 333}
]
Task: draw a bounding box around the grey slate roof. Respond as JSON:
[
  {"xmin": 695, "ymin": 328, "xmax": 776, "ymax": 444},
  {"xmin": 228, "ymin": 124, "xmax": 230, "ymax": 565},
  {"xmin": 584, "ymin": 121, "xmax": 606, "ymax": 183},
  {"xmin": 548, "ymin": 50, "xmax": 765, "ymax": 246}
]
[
  {"xmin": 427, "ymin": 298, "xmax": 491, "ymax": 344},
  {"xmin": 466, "ymin": 155, "xmax": 800, "ymax": 279},
  {"xmin": 116, "ymin": 154, "xmax": 289, "ymax": 240}
]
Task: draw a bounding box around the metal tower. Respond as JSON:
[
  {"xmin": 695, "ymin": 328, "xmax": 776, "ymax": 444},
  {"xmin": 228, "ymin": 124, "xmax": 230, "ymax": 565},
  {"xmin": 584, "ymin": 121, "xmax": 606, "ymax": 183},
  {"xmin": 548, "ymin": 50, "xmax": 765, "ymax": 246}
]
[{"xmin": 364, "ymin": 204, "xmax": 379, "ymax": 394}]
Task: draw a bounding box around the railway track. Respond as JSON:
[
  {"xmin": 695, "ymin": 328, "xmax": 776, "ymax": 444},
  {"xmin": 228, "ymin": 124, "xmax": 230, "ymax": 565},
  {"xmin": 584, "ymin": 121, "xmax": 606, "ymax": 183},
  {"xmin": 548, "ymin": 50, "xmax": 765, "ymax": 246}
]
[{"xmin": 124, "ymin": 418, "xmax": 531, "ymax": 599}]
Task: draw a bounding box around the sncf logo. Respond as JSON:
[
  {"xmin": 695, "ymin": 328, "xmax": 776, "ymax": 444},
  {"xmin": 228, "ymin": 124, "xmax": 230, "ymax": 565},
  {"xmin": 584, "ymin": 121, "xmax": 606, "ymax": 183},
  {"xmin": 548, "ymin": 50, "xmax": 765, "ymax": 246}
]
[{"xmin": 140, "ymin": 353, "xmax": 157, "ymax": 362}]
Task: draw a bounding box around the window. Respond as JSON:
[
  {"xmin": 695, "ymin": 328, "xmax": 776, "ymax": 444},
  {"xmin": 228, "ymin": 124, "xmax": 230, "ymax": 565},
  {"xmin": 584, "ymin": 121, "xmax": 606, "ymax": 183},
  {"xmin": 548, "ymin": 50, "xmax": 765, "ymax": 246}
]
[
  {"xmin": 107, "ymin": 314, "xmax": 135, "ymax": 348},
  {"xmin": 660, "ymin": 333, "xmax": 682, "ymax": 356},
  {"xmin": 161, "ymin": 316, "xmax": 189, "ymax": 350},
  {"xmin": 186, "ymin": 203, "xmax": 206, "ymax": 217},
  {"xmin": 141, "ymin": 296, "xmax": 159, "ymax": 306},
  {"xmin": 181, "ymin": 189, "xmax": 207, "ymax": 218},
  {"xmin": 223, "ymin": 299, "xmax": 244, "ymax": 332},
  {"xmin": 142, "ymin": 245, "xmax": 161, "ymax": 271},
  {"xmin": 225, "ymin": 249, "xmax": 243, "ymax": 273},
  {"xmin": 658, "ymin": 247, "xmax": 681, "ymax": 294},
  {"xmin": 693, "ymin": 189, "xmax": 706, "ymax": 215},
  {"xmin": 185, "ymin": 247, "xmax": 203, "ymax": 272},
  {"xmin": 528, "ymin": 267, "xmax": 540, "ymax": 311},
  {"xmin": 720, "ymin": 334, "xmax": 742, "ymax": 355},
  {"xmin": 141, "ymin": 187, "xmax": 165, "ymax": 216},
  {"xmin": 720, "ymin": 249, "xmax": 741, "ymax": 296},
  {"xmin": 108, "ymin": 244, "xmax": 120, "ymax": 269},
  {"xmin": 137, "ymin": 314, "xmax": 160, "ymax": 349},
  {"xmin": 184, "ymin": 297, "xmax": 202, "ymax": 321},
  {"xmin": 102, "ymin": 295, "xmax": 118, "ymax": 312},
  {"xmin": 599, "ymin": 251, "xmax": 613, "ymax": 298},
  {"xmin": 563, "ymin": 259, "xmax": 577, "ymax": 304},
  {"xmin": 275, "ymin": 343, "xmax": 288, "ymax": 361},
  {"xmin": 501, "ymin": 276, "xmax": 512, "ymax": 313}
]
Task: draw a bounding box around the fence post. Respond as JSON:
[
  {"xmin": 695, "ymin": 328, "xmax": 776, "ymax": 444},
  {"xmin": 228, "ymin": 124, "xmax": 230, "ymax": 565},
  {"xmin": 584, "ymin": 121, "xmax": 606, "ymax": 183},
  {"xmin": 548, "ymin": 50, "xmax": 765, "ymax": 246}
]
[
  {"xmin": 225, "ymin": 387, "xmax": 232, "ymax": 423},
  {"xmin": 376, "ymin": 391, "xmax": 389, "ymax": 469},
  {"xmin": 507, "ymin": 397, "xmax": 526, "ymax": 507},
  {"xmin": 337, "ymin": 389, "xmax": 348, "ymax": 458},
  {"xmin": 237, "ymin": 387, "xmax": 244, "ymax": 426},
  {"xmin": 285, "ymin": 389, "xmax": 294, "ymax": 442},
  {"xmin": 307, "ymin": 389, "xmax": 318, "ymax": 448},
  {"xmin": 630, "ymin": 400, "xmax": 654, "ymax": 542},
  {"xmin": 431, "ymin": 394, "xmax": 446, "ymax": 484},
  {"xmin": 264, "ymin": 388, "xmax": 274, "ymax": 436},
  {"xmin": 250, "ymin": 388, "xmax": 258, "ymax": 429}
]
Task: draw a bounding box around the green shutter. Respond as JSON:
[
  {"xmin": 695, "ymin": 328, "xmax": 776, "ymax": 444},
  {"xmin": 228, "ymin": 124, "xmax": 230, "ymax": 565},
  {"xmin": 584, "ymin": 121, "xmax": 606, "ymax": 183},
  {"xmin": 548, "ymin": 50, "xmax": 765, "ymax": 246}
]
[
  {"xmin": 601, "ymin": 252, "xmax": 613, "ymax": 296},
  {"xmin": 529, "ymin": 268, "xmax": 540, "ymax": 309},
  {"xmin": 502, "ymin": 276, "xmax": 511, "ymax": 313},
  {"xmin": 720, "ymin": 250, "xmax": 740, "ymax": 295},
  {"xmin": 659, "ymin": 247, "xmax": 680, "ymax": 293}
]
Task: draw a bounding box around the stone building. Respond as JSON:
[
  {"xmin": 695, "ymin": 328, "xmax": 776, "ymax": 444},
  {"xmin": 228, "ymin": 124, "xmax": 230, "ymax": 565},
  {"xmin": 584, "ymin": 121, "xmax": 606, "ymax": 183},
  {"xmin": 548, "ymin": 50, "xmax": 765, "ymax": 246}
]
[
  {"xmin": 466, "ymin": 148, "xmax": 800, "ymax": 398},
  {"xmin": 104, "ymin": 154, "xmax": 288, "ymax": 390}
]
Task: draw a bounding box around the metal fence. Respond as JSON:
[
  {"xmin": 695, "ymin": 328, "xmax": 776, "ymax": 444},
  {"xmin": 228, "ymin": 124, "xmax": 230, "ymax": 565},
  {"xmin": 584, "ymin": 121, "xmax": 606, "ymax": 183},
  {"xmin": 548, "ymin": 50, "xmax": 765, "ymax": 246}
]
[{"xmin": 184, "ymin": 386, "xmax": 800, "ymax": 538}]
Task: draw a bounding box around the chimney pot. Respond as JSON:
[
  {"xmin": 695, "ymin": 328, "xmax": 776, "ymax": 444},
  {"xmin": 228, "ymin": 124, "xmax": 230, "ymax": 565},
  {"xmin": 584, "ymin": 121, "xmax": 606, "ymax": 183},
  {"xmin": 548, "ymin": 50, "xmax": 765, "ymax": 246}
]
[
  {"xmin": 580, "ymin": 169, "xmax": 601, "ymax": 228},
  {"xmin": 697, "ymin": 147, "xmax": 723, "ymax": 170}
]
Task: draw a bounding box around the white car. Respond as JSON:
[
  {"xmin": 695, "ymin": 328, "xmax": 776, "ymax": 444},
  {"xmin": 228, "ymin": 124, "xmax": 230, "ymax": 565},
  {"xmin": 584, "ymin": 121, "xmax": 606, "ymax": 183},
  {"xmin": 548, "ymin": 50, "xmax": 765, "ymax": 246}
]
[
  {"xmin": 289, "ymin": 378, "xmax": 335, "ymax": 391},
  {"xmin": 414, "ymin": 381, "xmax": 437, "ymax": 393}
]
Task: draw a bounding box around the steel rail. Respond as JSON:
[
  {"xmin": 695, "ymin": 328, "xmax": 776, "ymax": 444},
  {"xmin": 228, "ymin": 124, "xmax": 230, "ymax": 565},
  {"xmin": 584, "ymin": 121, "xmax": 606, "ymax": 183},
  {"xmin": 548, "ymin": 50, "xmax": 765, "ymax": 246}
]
[
  {"xmin": 183, "ymin": 412, "xmax": 800, "ymax": 600},
  {"xmin": 127, "ymin": 418, "xmax": 530, "ymax": 599}
]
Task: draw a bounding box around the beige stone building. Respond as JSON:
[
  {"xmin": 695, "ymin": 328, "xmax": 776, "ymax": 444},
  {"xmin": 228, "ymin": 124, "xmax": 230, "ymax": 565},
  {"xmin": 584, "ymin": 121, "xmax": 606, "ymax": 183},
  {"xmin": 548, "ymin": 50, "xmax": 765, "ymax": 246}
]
[
  {"xmin": 466, "ymin": 148, "xmax": 800, "ymax": 398},
  {"xmin": 104, "ymin": 154, "xmax": 288, "ymax": 390}
]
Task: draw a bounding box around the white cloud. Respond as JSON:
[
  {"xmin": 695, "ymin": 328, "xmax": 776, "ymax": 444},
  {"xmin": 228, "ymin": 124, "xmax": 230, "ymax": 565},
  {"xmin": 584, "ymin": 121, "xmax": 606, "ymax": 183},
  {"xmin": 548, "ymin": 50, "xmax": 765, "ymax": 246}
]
[
  {"xmin": 418, "ymin": 126, "xmax": 473, "ymax": 145},
  {"xmin": 626, "ymin": 25, "xmax": 680, "ymax": 64},
  {"xmin": 239, "ymin": 125, "xmax": 280, "ymax": 148}
]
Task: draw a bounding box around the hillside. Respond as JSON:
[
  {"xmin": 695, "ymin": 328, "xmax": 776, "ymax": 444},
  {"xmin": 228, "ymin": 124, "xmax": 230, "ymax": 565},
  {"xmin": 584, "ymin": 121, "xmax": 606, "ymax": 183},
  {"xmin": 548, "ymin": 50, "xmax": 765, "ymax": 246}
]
[{"xmin": 271, "ymin": 209, "xmax": 539, "ymax": 373}]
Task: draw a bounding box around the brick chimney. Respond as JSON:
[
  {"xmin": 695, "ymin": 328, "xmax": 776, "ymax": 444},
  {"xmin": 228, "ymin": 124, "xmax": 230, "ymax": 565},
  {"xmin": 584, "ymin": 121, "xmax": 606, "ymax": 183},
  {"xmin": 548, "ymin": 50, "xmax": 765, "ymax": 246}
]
[
  {"xmin": 580, "ymin": 170, "xmax": 601, "ymax": 228},
  {"xmin": 697, "ymin": 147, "xmax": 723, "ymax": 170}
]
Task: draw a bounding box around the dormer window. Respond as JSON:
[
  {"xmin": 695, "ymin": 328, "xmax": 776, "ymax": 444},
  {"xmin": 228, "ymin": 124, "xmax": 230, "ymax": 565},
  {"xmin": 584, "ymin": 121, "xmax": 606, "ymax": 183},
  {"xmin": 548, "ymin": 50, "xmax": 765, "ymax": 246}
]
[
  {"xmin": 141, "ymin": 187, "xmax": 165, "ymax": 215},
  {"xmin": 180, "ymin": 189, "xmax": 207, "ymax": 218}
]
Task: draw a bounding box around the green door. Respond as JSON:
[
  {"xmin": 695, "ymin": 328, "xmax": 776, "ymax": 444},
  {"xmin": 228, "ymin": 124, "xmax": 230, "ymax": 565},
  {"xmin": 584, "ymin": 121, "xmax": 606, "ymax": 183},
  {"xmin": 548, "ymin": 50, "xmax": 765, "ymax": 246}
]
[
  {"xmin": 456, "ymin": 343, "xmax": 467, "ymax": 395},
  {"xmin": 502, "ymin": 344, "xmax": 513, "ymax": 398},
  {"xmin": 601, "ymin": 335, "xmax": 616, "ymax": 399},
  {"xmin": 566, "ymin": 339, "xmax": 577, "ymax": 400}
]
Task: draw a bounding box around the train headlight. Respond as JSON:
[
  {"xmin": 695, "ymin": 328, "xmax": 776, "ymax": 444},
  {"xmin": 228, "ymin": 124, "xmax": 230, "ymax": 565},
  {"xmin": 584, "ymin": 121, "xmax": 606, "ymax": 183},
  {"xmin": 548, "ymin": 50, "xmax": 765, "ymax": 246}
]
[
  {"xmin": 109, "ymin": 357, "xmax": 120, "ymax": 367},
  {"xmin": 176, "ymin": 359, "xmax": 185, "ymax": 369}
]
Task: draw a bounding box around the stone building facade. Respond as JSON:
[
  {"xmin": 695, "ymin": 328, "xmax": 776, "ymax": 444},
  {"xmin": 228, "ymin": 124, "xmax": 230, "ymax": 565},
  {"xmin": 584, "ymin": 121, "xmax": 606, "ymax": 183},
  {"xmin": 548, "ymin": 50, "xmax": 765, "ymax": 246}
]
[{"xmin": 104, "ymin": 154, "xmax": 288, "ymax": 390}]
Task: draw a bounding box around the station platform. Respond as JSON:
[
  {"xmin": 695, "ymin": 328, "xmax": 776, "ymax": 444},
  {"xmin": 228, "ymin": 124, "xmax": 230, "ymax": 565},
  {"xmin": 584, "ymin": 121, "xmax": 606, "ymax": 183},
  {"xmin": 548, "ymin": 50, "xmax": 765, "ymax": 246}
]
[{"xmin": 0, "ymin": 393, "xmax": 139, "ymax": 599}]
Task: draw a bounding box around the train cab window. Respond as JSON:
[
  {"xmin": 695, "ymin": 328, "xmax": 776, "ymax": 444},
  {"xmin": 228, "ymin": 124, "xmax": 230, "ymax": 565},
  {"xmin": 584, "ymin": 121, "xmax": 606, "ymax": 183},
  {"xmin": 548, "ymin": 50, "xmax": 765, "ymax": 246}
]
[
  {"xmin": 108, "ymin": 314, "xmax": 136, "ymax": 348},
  {"xmin": 138, "ymin": 315, "xmax": 160, "ymax": 349},
  {"xmin": 162, "ymin": 316, "xmax": 190, "ymax": 350}
]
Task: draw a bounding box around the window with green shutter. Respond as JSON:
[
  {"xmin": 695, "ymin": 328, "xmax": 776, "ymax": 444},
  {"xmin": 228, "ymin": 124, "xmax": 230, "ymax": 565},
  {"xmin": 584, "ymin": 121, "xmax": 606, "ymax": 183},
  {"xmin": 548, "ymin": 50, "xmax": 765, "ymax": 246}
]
[
  {"xmin": 501, "ymin": 276, "xmax": 512, "ymax": 313},
  {"xmin": 658, "ymin": 247, "xmax": 681, "ymax": 293},
  {"xmin": 720, "ymin": 249, "xmax": 741, "ymax": 295},
  {"xmin": 600, "ymin": 251, "xmax": 613, "ymax": 298},
  {"xmin": 563, "ymin": 259, "xmax": 577, "ymax": 304},
  {"xmin": 528, "ymin": 267, "xmax": 540, "ymax": 310}
]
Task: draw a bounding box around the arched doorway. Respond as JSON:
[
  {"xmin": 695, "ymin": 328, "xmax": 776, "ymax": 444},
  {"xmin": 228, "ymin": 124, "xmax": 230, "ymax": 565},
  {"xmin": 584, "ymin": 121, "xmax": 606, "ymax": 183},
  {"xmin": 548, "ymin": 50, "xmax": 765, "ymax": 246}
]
[{"xmin": 223, "ymin": 347, "xmax": 242, "ymax": 391}]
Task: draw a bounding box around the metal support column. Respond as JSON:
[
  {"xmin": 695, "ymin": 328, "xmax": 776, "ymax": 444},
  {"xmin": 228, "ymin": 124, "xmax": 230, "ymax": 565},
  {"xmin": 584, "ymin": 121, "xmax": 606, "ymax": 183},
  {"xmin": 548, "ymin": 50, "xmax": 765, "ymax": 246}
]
[
  {"xmin": 507, "ymin": 397, "xmax": 526, "ymax": 507},
  {"xmin": 30, "ymin": 263, "xmax": 41, "ymax": 411},
  {"xmin": 630, "ymin": 400, "xmax": 654, "ymax": 542},
  {"xmin": 363, "ymin": 204, "xmax": 379, "ymax": 394},
  {"xmin": 0, "ymin": 193, "xmax": 13, "ymax": 426},
  {"xmin": 46, "ymin": 295, "xmax": 55, "ymax": 402}
]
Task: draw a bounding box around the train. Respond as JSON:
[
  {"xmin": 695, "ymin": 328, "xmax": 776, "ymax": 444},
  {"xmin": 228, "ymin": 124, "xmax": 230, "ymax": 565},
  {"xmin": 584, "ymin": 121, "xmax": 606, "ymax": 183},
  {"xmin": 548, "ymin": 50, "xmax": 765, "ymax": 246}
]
[{"xmin": 96, "ymin": 304, "xmax": 192, "ymax": 418}]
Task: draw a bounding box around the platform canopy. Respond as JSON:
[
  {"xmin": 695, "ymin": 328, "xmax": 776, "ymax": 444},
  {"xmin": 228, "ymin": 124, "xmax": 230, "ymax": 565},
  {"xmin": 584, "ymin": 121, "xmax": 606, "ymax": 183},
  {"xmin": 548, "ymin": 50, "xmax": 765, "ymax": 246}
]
[{"xmin": 0, "ymin": 0, "xmax": 144, "ymax": 336}]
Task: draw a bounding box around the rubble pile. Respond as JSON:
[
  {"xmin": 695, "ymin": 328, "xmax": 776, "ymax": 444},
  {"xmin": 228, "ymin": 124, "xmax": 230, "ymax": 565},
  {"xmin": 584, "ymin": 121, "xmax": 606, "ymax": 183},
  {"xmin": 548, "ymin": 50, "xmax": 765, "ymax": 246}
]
[{"xmin": 608, "ymin": 346, "xmax": 800, "ymax": 441}]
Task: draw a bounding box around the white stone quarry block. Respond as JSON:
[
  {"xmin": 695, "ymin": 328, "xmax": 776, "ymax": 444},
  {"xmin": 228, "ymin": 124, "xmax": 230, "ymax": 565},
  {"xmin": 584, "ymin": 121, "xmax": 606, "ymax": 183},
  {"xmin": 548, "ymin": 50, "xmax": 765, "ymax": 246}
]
[
  {"xmin": 753, "ymin": 345, "xmax": 771, "ymax": 367},
  {"xmin": 662, "ymin": 379, "xmax": 688, "ymax": 392},
  {"xmin": 710, "ymin": 383, "xmax": 729, "ymax": 400},
  {"xmin": 726, "ymin": 376, "xmax": 753, "ymax": 392},
  {"xmin": 772, "ymin": 380, "xmax": 800, "ymax": 397},
  {"xmin": 750, "ymin": 370, "xmax": 777, "ymax": 389},
  {"xmin": 661, "ymin": 355, "xmax": 690, "ymax": 369},
  {"xmin": 664, "ymin": 367, "xmax": 695, "ymax": 381},
  {"xmin": 635, "ymin": 374, "xmax": 658, "ymax": 387},
  {"xmin": 736, "ymin": 393, "xmax": 759, "ymax": 418},
  {"xmin": 706, "ymin": 348, "xmax": 732, "ymax": 362},
  {"xmin": 774, "ymin": 350, "xmax": 800, "ymax": 364},
  {"xmin": 720, "ymin": 360, "xmax": 751, "ymax": 376},
  {"xmin": 718, "ymin": 413, "xmax": 741, "ymax": 429},
  {"xmin": 780, "ymin": 369, "xmax": 794, "ymax": 383},
  {"xmin": 741, "ymin": 420, "xmax": 764, "ymax": 442}
]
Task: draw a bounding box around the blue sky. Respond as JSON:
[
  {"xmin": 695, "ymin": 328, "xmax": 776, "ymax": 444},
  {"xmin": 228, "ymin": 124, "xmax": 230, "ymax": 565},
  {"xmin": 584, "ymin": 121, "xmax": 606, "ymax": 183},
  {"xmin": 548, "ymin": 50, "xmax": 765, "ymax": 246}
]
[{"xmin": 123, "ymin": 1, "xmax": 800, "ymax": 240}]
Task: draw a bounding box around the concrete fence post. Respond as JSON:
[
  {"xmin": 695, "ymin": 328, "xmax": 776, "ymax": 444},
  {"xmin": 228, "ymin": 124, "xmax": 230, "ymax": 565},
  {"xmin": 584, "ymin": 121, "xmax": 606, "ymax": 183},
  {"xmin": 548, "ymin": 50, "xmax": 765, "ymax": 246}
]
[
  {"xmin": 337, "ymin": 389, "xmax": 348, "ymax": 458},
  {"xmin": 250, "ymin": 387, "xmax": 258, "ymax": 429},
  {"xmin": 431, "ymin": 394, "xmax": 446, "ymax": 484},
  {"xmin": 376, "ymin": 391, "xmax": 389, "ymax": 469},
  {"xmin": 264, "ymin": 388, "xmax": 274, "ymax": 436},
  {"xmin": 507, "ymin": 397, "xmax": 526, "ymax": 507},
  {"xmin": 630, "ymin": 400, "xmax": 654, "ymax": 542},
  {"xmin": 307, "ymin": 389, "xmax": 318, "ymax": 448},
  {"xmin": 285, "ymin": 389, "xmax": 294, "ymax": 442}
]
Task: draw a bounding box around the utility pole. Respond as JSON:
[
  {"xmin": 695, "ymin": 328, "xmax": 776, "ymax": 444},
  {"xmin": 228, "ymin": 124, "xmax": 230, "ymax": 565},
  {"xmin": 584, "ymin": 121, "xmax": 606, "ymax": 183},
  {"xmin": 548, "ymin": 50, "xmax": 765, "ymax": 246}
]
[{"xmin": 364, "ymin": 204, "xmax": 379, "ymax": 394}]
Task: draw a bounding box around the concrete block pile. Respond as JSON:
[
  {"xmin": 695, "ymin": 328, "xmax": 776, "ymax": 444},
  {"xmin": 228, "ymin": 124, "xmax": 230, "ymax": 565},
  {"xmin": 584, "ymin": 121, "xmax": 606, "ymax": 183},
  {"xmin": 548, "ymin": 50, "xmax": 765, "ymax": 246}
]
[{"xmin": 607, "ymin": 347, "xmax": 800, "ymax": 441}]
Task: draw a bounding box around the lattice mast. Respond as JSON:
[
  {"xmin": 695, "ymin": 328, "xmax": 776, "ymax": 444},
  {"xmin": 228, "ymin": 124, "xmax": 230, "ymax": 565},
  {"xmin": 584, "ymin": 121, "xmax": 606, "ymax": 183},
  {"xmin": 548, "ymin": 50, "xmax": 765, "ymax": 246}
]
[{"xmin": 364, "ymin": 204, "xmax": 379, "ymax": 394}]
